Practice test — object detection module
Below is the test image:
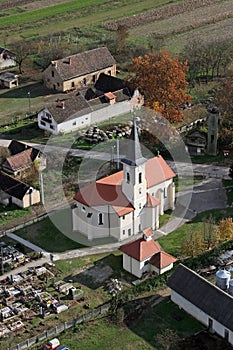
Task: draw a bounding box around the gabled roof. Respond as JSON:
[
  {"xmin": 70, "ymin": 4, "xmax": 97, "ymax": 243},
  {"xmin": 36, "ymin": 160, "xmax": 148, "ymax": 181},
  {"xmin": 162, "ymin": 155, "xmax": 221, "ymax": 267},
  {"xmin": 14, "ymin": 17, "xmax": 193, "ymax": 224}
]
[
  {"xmin": 73, "ymin": 182, "xmax": 134, "ymax": 217},
  {"xmin": 0, "ymin": 172, "xmax": 30, "ymax": 200},
  {"xmin": 147, "ymin": 193, "xmax": 160, "ymax": 207},
  {"xmin": 45, "ymin": 95, "xmax": 92, "ymax": 124},
  {"xmin": 143, "ymin": 227, "xmax": 154, "ymax": 238},
  {"xmin": 3, "ymin": 148, "xmax": 39, "ymax": 172},
  {"xmin": 167, "ymin": 264, "xmax": 233, "ymax": 331},
  {"xmin": 8, "ymin": 140, "xmax": 28, "ymax": 155},
  {"xmin": 149, "ymin": 251, "xmax": 177, "ymax": 269},
  {"xmin": 145, "ymin": 156, "xmax": 175, "ymax": 187},
  {"xmin": 94, "ymin": 73, "xmax": 131, "ymax": 95},
  {"xmin": 74, "ymin": 155, "xmax": 175, "ymax": 215},
  {"xmin": 48, "ymin": 47, "xmax": 116, "ymax": 81},
  {"xmin": 120, "ymin": 237, "xmax": 161, "ymax": 261}
]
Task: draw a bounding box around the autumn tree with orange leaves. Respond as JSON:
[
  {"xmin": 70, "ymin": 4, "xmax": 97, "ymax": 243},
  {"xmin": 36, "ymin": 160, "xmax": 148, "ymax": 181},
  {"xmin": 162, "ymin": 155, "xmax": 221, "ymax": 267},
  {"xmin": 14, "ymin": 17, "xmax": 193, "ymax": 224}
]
[{"xmin": 128, "ymin": 51, "xmax": 191, "ymax": 122}]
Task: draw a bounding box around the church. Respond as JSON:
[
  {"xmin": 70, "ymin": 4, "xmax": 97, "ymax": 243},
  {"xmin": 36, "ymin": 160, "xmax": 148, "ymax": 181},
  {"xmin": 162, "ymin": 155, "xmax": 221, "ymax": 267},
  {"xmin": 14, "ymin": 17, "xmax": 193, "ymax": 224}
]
[{"xmin": 72, "ymin": 118, "xmax": 176, "ymax": 241}]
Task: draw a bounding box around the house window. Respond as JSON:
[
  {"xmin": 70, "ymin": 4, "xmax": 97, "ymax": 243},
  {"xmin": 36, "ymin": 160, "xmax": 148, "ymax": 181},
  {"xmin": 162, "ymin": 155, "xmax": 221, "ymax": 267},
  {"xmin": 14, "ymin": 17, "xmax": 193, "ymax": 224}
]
[
  {"xmin": 51, "ymin": 71, "xmax": 54, "ymax": 78},
  {"xmin": 50, "ymin": 125, "xmax": 54, "ymax": 130},
  {"xmin": 87, "ymin": 213, "xmax": 92, "ymax": 218},
  {"xmin": 73, "ymin": 121, "xmax": 76, "ymax": 126},
  {"xmin": 71, "ymin": 82, "xmax": 75, "ymax": 88},
  {"xmin": 128, "ymin": 228, "xmax": 131, "ymax": 236},
  {"xmin": 122, "ymin": 215, "xmax": 125, "ymax": 220},
  {"xmin": 139, "ymin": 203, "xmax": 141, "ymax": 209},
  {"xmin": 164, "ymin": 187, "xmax": 167, "ymax": 198},
  {"xmin": 46, "ymin": 112, "xmax": 51, "ymax": 119},
  {"xmin": 83, "ymin": 78, "xmax": 86, "ymax": 86},
  {"xmin": 57, "ymin": 82, "xmax": 60, "ymax": 87},
  {"xmin": 98, "ymin": 213, "xmax": 103, "ymax": 225},
  {"xmin": 126, "ymin": 172, "xmax": 130, "ymax": 183},
  {"xmin": 122, "ymin": 230, "xmax": 125, "ymax": 235},
  {"xmin": 40, "ymin": 121, "xmax": 46, "ymax": 126},
  {"xmin": 139, "ymin": 188, "xmax": 142, "ymax": 194},
  {"xmin": 139, "ymin": 172, "xmax": 142, "ymax": 184},
  {"xmin": 138, "ymin": 224, "xmax": 141, "ymax": 231},
  {"xmin": 144, "ymin": 260, "xmax": 149, "ymax": 266},
  {"xmin": 82, "ymin": 206, "xmax": 86, "ymax": 213},
  {"xmin": 92, "ymin": 75, "xmax": 96, "ymax": 83}
]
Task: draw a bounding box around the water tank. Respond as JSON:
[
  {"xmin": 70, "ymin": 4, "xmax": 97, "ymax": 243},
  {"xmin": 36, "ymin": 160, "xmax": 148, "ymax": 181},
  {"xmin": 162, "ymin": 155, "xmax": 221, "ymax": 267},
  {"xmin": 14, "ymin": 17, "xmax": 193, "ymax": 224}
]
[
  {"xmin": 216, "ymin": 269, "xmax": 231, "ymax": 290},
  {"xmin": 228, "ymin": 279, "xmax": 233, "ymax": 296}
]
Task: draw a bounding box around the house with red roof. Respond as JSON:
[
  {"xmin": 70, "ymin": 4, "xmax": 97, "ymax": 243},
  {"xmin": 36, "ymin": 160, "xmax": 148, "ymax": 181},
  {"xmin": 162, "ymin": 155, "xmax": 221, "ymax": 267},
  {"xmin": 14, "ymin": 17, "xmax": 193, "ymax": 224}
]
[
  {"xmin": 120, "ymin": 228, "xmax": 177, "ymax": 278},
  {"xmin": 72, "ymin": 118, "xmax": 176, "ymax": 241}
]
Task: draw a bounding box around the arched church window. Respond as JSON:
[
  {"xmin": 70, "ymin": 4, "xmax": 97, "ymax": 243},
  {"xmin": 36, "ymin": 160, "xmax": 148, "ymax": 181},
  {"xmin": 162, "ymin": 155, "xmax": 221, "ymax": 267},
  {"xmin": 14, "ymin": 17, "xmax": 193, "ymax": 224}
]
[
  {"xmin": 98, "ymin": 213, "xmax": 103, "ymax": 225},
  {"xmin": 139, "ymin": 172, "xmax": 142, "ymax": 183}
]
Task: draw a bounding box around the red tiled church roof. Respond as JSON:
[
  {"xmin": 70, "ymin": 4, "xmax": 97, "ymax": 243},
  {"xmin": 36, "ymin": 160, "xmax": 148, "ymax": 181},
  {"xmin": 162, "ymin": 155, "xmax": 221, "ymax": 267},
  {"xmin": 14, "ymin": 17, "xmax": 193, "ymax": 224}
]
[{"xmin": 73, "ymin": 155, "xmax": 174, "ymax": 216}]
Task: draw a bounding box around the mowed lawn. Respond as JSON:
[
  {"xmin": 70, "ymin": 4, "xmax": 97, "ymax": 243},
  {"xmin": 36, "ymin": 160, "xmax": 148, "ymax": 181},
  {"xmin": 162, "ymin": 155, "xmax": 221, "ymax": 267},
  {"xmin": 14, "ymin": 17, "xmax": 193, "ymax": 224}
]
[{"xmin": 45, "ymin": 298, "xmax": 204, "ymax": 350}]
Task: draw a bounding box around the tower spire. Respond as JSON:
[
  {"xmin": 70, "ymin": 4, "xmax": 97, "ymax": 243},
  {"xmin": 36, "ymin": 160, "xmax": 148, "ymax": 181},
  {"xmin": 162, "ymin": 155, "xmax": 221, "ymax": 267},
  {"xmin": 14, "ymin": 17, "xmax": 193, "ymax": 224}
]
[{"xmin": 122, "ymin": 117, "xmax": 146, "ymax": 166}]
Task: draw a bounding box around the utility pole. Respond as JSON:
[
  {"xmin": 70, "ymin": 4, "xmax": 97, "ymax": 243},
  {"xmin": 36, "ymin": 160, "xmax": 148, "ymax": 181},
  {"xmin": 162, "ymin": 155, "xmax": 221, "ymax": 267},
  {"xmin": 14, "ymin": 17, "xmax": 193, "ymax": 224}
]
[{"xmin": 27, "ymin": 91, "xmax": 31, "ymax": 115}]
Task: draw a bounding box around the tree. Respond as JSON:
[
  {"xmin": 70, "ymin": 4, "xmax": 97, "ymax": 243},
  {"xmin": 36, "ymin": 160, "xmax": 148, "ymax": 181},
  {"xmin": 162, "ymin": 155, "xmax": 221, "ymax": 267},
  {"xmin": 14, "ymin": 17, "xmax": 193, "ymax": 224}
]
[
  {"xmin": 128, "ymin": 50, "xmax": 191, "ymax": 122},
  {"xmin": 216, "ymin": 217, "xmax": 233, "ymax": 243},
  {"xmin": 181, "ymin": 231, "xmax": 205, "ymax": 258},
  {"xmin": 11, "ymin": 40, "xmax": 30, "ymax": 74},
  {"xmin": 203, "ymin": 215, "xmax": 219, "ymax": 249},
  {"xmin": 0, "ymin": 146, "xmax": 10, "ymax": 163},
  {"xmin": 216, "ymin": 68, "xmax": 233, "ymax": 151}
]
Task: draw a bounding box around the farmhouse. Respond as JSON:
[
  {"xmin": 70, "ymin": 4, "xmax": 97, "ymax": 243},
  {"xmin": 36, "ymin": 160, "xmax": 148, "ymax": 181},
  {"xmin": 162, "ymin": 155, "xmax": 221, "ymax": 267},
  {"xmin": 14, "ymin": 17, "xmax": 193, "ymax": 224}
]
[
  {"xmin": 72, "ymin": 118, "xmax": 175, "ymax": 241},
  {"xmin": 42, "ymin": 47, "xmax": 116, "ymax": 92},
  {"xmin": 38, "ymin": 88, "xmax": 131, "ymax": 135},
  {"xmin": 185, "ymin": 130, "xmax": 207, "ymax": 156},
  {"xmin": 167, "ymin": 264, "xmax": 233, "ymax": 346},
  {"xmin": 0, "ymin": 171, "xmax": 40, "ymax": 208},
  {"xmin": 120, "ymin": 228, "xmax": 177, "ymax": 278},
  {"xmin": 1, "ymin": 140, "xmax": 45, "ymax": 177},
  {"xmin": 0, "ymin": 47, "xmax": 16, "ymax": 70}
]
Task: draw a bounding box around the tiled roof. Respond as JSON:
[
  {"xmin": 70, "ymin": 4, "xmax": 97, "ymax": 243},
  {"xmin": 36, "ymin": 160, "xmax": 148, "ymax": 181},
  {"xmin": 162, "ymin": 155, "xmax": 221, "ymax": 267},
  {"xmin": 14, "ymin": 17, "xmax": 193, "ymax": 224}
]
[
  {"xmin": 73, "ymin": 182, "xmax": 134, "ymax": 217},
  {"xmin": 104, "ymin": 92, "xmax": 116, "ymax": 100},
  {"xmin": 147, "ymin": 193, "xmax": 160, "ymax": 207},
  {"xmin": 146, "ymin": 156, "xmax": 175, "ymax": 187},
  {"xmin": 0, "ymin": 172, "xmax": 30, "ymax": 200},
  {"xmin": 143, "ymin": 227, "xmax": 154, "ymax": 238},
  {"xmin": 3, "ymin": 148, "xmax": 38, "ymax": 172},
  {"xmin": 119, "ymin": 237, "xmax": 161, "ymax": 261},
  {"xmin": 8, "ymin": 140, "xmax": 28, "ymax": 155},
  {"xmin": 46, "ymin": 94, "xmax": 92, "ymax": 124},
  {"xmin": 149, "ymin": 251, "xmax": 177, "ymax": 269},
  {"xmin": 167, "ymin": 264, "xmax": 233, "ymax": 331},
  {"xmin": 94, "ymin": 73, "xmax": 131, "ymax": 95},
  {"xmin": 73, "ymin": 155, "xmax": 174, "ymax": 216},
  {"xmin": 50, "ymin": 47, "xmax": 116, "ymax": 81}
]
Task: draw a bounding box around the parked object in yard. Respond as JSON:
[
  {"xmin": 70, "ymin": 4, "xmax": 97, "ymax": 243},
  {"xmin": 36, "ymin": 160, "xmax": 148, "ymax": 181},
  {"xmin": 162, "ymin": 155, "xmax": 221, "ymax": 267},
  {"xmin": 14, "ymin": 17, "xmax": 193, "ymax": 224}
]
[
  {"xmin": 56, "ymin": 346, "xmax": 70, "ymax": 350},
  {"xmin": 42, "ymin": 338, "xmax": 60, "ymax": 350}
]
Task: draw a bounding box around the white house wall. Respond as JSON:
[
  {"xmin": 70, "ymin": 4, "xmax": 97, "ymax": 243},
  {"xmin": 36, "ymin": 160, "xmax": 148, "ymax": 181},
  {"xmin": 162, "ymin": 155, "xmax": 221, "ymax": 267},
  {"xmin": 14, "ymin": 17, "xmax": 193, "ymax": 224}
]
[
  {"xmin": 90, "ymin": 101, "xmax": 130, "ymax": 124},
  {"xmin": 38, "ymin": 109, "xmax": 58, "ymax": 135},
  {"xmin": 170, "ymin": 290, "xmax": 233, "ymax": 345},
  {"xmin": 58, "ymin": 113, "xmax": 91, "ymax": 134},
  {"xmin": 148, "ymin": 178, "xmax": 174, "ymax": 213}
]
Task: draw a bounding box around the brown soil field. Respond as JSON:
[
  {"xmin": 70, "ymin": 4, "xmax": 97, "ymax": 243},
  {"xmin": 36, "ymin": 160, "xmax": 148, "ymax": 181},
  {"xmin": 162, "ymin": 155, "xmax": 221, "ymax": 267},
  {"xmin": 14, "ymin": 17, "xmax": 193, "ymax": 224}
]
[
  {"xmin": 0, "ymin": 0, "xmax": 71, "ymax": 11},
  {"xmin": 102, "ymin": 0, "xmax": 226, "ymax": 31}
]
